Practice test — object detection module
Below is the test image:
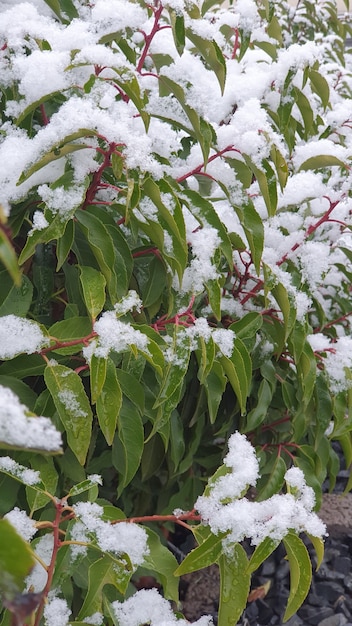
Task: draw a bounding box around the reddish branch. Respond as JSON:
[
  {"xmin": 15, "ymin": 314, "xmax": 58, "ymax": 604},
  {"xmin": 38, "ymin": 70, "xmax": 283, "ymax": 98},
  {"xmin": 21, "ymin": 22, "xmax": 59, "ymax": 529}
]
[
  {"xmin": 176, "ymin": 145, "xmax": 242, "ymax": 183},
  {"xmin": 40, "ymin": 331, "xmax": 97, "ymax": 355},
  {"xmin": 152, "ymin": 296, "xmax": 196, "ymax": 331},
  {"xmin": 137, "ymin": 3, "xmax": 169, "ymax": 75},
  {"xmin": 82, "ymin": 142, "xmax": 125, "ymax": 210}
]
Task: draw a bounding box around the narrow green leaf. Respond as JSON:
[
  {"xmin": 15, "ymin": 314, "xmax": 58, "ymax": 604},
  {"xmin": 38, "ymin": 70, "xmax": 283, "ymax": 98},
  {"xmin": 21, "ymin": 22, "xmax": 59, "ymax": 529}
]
[
  {"xmin": 298, "ymin": 155, "xmax": 346, "ymax": 172},
  {"xmin": 247, "ymin": 537, "xmax": 279, "ymax": 574},
  {"xmin": 175, "ymin": 532, "xmax": 225, "ymax": 576},
  {"xmin": 186, "ymin": 30, "xmax": 226, "ymax": 94},
  {"xmin": 90, "ymin": 355, "xmax": 107, "ymax": 405},
  {"xmin": 306, "ymin": 534, "xmax": 324, "ymax": 571},
  {"xmin": 96, "ymin": 359, "xmax": 122, "ymax": 445},
  {"xmin": 229, "ymin": 312, "xmax": 263, "ymax": 340},
  {"xmin": 79, "ymin": 266, "xmax": 106, "ymax": 320},
  {"xmin": 76, "ymin": 218, "xmax": 117, "ymax": 301},
  {"xmin": 234, "ymin": 201, "xmax": 264, "ymax": 274},
  {"xmin": 204, "ymin": 361, "xmax": 227, "ymax": 424},
  {"xmin": 26, "ymin": 456, "xmax": 58, "ymax": 513},
  {"xmin": 244, "ymin": 379, "xmax": 273, "ymax": 432},
  {"xmin": 143, "ymin": 528, "xmax": 179, "ymax": 602},
  {"xmin": 309, "ymin": 70, "xmax": 330, "ymax": 108},
  {"xmin": 112, "ymin": 399, "xmax": 144, "ymax": 495},
  {"xmin": 169, "ymin": 10, "xmax": 185, "ymax": 55},
  {"xmin": 78, "ymin": 556, "xmax": 132, "ymax": 619},
  {"xmin": 56, "ymin": 219, "xmax": 74, "ymax": 271},
  {"xmin": 159, "ymin": 75, "xmax": 215, "ymax": 164},
  {"xmin": 218, "ymin": 545, "xmax": 251, "ymax": 626},
  {"xmin": 66, "ymin": 476, "xmax": 102, "ymax": 499},
  {"xmin": 257, "ymin": 456, "xmax": 287, "ymax": 501},
  {"xmin": 44, "ymin": 363, "xmax": 93, "ymax": 465},
  {"xmin": 0, "ymin": 519, "xmax": 35, "ymax": 595},
  {"xmin": 0, "ymin": 229, "xmax": 21, "ymax": 286},
  {"xmin": 283, "ymin": 531, "xmax": 312, "ymax": 621},
  {"xmin": 115, "ymin": 368, "xmax": 144, "ymax": 414}
]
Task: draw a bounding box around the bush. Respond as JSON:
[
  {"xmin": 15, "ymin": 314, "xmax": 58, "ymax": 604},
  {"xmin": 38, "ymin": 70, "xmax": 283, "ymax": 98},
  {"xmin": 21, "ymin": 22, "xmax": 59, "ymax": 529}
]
[{"xmin": 0, "ymin": 0, "xmax": 352, "ymax": 624}]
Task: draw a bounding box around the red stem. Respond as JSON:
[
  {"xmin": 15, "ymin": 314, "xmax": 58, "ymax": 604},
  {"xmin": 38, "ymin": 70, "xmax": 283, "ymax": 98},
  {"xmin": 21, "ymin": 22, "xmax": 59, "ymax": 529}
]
[
  {"xmin": 176, "ymin": 145, "xmax": 242, "ymax": 183},
  {"xmin": 136, "ymin": 4, "xmax": 164, "ymax": 74}
]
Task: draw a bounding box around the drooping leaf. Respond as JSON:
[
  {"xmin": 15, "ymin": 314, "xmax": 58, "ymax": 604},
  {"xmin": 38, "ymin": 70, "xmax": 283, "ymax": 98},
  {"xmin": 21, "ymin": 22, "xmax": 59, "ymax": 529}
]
[
  {"xmin": 283, "ymin": 531, "xmax": 312, "ymax": 621},
  {"xmin": 79, "ymin": 265, "xmax": 106, "ymax": 320},
  {"xmin": 218, "ymin": 545, "xmax": 251, "ymax": 626}
]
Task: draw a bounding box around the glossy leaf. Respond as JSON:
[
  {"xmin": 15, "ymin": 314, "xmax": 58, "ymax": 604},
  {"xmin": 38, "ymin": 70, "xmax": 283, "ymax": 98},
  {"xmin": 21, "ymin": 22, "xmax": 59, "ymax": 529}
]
[
  {"xmin": 283, "ymin": 531, "xmax": 312, "ymax": 621},
  {"xmin": 112, "ymin": 399, "xmax": 144, "ymax": 495},
  {"xmin": 78, "ymin": 556, "xmax": 132, "ymax": 620},
  {"xmin": 79, "ymin": 266, "xmax": 106, "ymax": 320},
  {"xmin": 0, "ymin": 228, "xmax": 21, "ymax": 286},
  {"xmin": 96, "ymin": 358, "xmax": 122, "ymax": 445},
  {"xmin": 175, "ymin": 532, "xmax": 225, "ymax": 576},
  {"xmin": 218, "ymin": 545, "xmax": 250, "ymax": 626},
  {"xmin": 143, "ymin": 528, "xmax": 179, "ymax": 602},
  {"xmin": 44, "ymin": 363, "xmax": 93, "ymax": 465}
]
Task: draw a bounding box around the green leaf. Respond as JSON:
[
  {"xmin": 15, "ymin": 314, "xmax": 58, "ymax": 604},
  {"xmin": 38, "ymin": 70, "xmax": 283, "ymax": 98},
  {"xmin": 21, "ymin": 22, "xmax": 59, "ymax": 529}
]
[
  {"xmin": 283, "ymin": 531, "xmax": 312, "ymax": 621},
  {"xmin": 257, "ymin": 455, "xmax": 287, "ymax": 501},
  {"xmin": 309, "ymin": 70, "xmax": 330, "ymax": 108},
  {"xmin": 181, "ymin": 190, "xmax": 233, "ymax": 267},
  {"xmin": 244, "ymin": 156, "xmax": 277, "ymax": 217},
  {"xmin": 306, "ymin": 534, "xmax": 324, "ymax": 571},
  {"xmin": 244, "ymin": 379, "xmax": 273, "ymax": 432},
  {"xmin": 112, "ymin": 398, "xmax": 144, "ymax": 495},
  {"xmin": 66, "ymin": 476, "xmax": 102, "ymax": 499},
  {"xmin": 142, "ymin": 528, "xmax": 179, "ymax": 602},
  {"xmin": 0, "ymin": 228, "xmax": 21, "ymax": 286},
  {"xmin": 186, "ymin": 31, "xmax": 226, "ymax": 94},
  {"xmin": 56, "ymin": 219, "xmax": 74, "ymax": 270},
  {"xmin": 169, "ymin": 10, "xmax": 185, "ymax": 55},
  {"xmin": 115, "ymin": 368, "xmax": 144, "ymax": 414},
  {"xmin": 26, "ymin": 456, "xmax": 58, "ymax": 512},
  {"xmin": 96, "ymin": 358, "xmax": 122, "ymax": 445},
  {"xmin": 159, "ymin": 75, "xmax": 216, "ymax": 164},
  {"xmin": 271, "ymin": 280, "xmax": 297, "ymax": 343},
  {"xmin": 75, "ymin": 211, "xmax": 117, "ymax": 301},
  {"xmin": 297, "ymin": 342, "xmax": 317, "ymax": 407},
  {"xmin": 79, "ymin": 266, "xmax": 106, "ymax": 320},
  {"xmin": 142, "ymin": 177, "xmax": 187, "ymax": 282},
  {"xmin": 219, "ymin": 338, "xmax": 251, "ymax": 415},
  {"xmin": 44, "ymin": 363, "xmax": 93, "ymax": 465},
  {"xmin": 48, "ymin": 317, "xmax": 93, "ymax": 355},
  {"xmin": 298, "ymin": 155, "xmax": 347, "ymax": 172},
  {"xmin": 0, "ymin": 519, "xmax": 35, "ymax": 595},
  {"xmin": 0, "ymin": 274, "xmax": 33, "ymax": 317},
  {"xmin": 78, "ymin": 556, "xmax": 132, "ymax": 620},
  {"xmin": 204, "ymin": 361, "xmax": 227, "ymax": 424},
  {"xmin": 218, "ymin": 545, "xmax": 251, "ymax": 626},
  {"xmin": 90, "ymin": 355, "xmax": 107, "ymax": 405},
  {"xmin": 229, "ymin": 312, "xmax": 263, "ymax": 340},
  {"xmin": 247, "ymin": 537, "xmax": 279, "ymax": 574},
  {"xmin": 234, "ymin": 201, "xmax": 264, "ymax": 274},
  {"xmin": 175, "ymin": 532, "xmax": 225, "ymax": 576}
]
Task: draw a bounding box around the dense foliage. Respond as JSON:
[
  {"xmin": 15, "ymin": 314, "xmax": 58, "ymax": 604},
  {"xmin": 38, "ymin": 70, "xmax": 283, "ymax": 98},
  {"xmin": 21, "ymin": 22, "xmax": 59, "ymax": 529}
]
[{"xmin": 0, "ymin": 0, "xmax": 352, "ymax": 624}]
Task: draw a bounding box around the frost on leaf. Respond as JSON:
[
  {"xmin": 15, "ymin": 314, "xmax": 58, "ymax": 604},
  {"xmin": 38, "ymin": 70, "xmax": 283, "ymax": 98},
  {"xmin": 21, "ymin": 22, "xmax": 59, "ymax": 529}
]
[{"xmin": 0, "ymin": 385, "xmax": 62, "ymax": 452}]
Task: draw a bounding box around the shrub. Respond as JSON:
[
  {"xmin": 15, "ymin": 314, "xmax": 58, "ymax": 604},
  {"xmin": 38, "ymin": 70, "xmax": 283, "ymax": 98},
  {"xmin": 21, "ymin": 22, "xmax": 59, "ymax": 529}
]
[{"xmin": 0, "ymin": 0, "xmax": 352, "ymax": 624}]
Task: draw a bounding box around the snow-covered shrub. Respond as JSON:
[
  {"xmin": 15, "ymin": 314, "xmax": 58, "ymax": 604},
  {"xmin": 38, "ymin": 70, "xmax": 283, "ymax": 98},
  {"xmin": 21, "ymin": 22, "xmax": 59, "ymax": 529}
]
[{"xmin": 0, "ymin": 0, "xmax": 352, "ymax": 623}]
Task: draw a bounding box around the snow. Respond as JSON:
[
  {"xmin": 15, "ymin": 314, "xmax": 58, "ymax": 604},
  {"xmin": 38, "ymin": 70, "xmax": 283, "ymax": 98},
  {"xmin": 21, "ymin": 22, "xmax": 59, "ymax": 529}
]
[
  {"xmin": 0, "ymin": 385, "xmax": 62, "ymax": 452},
  {"xmin": 44, "ymin": 595, "xmax": 71, "ymax": 626},
  {"xmin": 26, "ymin": 534, "xmax": 54, "ymax": 592},
  {"xmin": 73, "ymin": 501, "xmax": 149, "ymax": 568},
  {"xmin": 5, "ymin": 507, "xmax": 37, "ymax": 542},
  {"xmin": 84, "ymin": 310, "xmax": 149, "ymax": 360},
  {"xmin": 0, "ymin": 456, "xmax": 40, "ymax": 486},
  {"xmin": 196, "ymin": 432, "xmax": 326, "ymax": 547},
  {"xmin": 0, "ymin": 315, "xmax": 49, "ymax": 358},
  {"xmin": 112, "ymin": 588, "xmax": 214, "ymax": 626}
]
